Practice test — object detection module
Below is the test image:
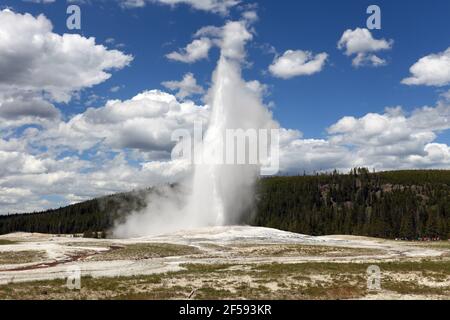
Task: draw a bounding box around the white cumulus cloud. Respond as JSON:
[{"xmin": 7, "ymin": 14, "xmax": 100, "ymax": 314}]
[
  {"xmin": 162, "ymin": 73, "xmax": 204, "ymax": 100},
  {"xmin": 167, "ymin": 17, "xmax": 254, "ymax": 64},
  {"xmin": 337, "ymin": 28, "xmax": 393, "ymax": 67},
  {"xmin": 166, "ymin": 38, "xmax": 212, "ymax": 63},
  {"xmin": 0, "ymin": 9, "xmax": 133, "ymax": 102},
  {"xmin": 327, "ymin": 103, "xmax": 450, "ymax": 170},
  {"xmin": 39, "ymin": 90, "xmax": 210, "ymax": 154},
  {"xmin": 269, "ymin": 50, "xmax": 328, "ymax": 79},
  {"xmin": 0, "ymin": 90, "xmax": 209, "ymax": 214},
  {"xmin": 402, "ymin": 47, "xmax": 450, "ymax": 86},
  {"xmin": 0, "ymin": 93, "xmax": 60, "ymax": 130}
]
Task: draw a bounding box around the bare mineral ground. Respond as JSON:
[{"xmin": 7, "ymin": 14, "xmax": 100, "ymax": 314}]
[{"xmin": 0, "ymin": 226, "xmax": 448, "ymax": 300}]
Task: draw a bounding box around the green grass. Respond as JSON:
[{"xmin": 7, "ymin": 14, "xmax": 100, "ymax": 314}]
[
  {"xmin": 0, "ymin": 240, "xmax": 18, "ymax": 245},
  {"xmin": 408, "ymin": 241, "xmax": 450, "ymax": 250},
  {"xmin": 195, "ymin": 287, "xmax": 234, "ymax": 299},
  {"xmin": 378, "ymin": 259, "xmax": 450, "ymax": 274},
  {"xmin": 181, "ymin": 263, "xmax": 235, "ymax": 273},
  {"xmin": 232, "ymin": 244, "xmax": 383, "ymax": 257},
  {"xmin": 255, "ymin": 262, "xmax": 365, "ymax": 274},
  {"xmin": 383, "ymin": 280, "xmax": 448, "ymax": 295},
  {"xmin": 0, "ymin": 250, "xmax": 46, "ymax": 265},
  {"xmin": 89, "ymin": 243, "xmax": 201, "ymax": 261},
  {"xmin": 1, "ymin": 259, "xmax": 449, "ymax": 300},
  {"xmin": 254, "ymin": 259, "xmax": 450, "ymax": 276}
]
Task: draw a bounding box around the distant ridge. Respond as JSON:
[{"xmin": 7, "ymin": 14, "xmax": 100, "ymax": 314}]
[{"xmin": 0, "ymin": 169, "xmax": 449, "ymax": 239}]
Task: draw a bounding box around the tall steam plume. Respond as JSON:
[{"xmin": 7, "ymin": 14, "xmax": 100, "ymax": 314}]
[{"xmin": 114, "ymin": 16, "xmax": 277, "ymax": 237}]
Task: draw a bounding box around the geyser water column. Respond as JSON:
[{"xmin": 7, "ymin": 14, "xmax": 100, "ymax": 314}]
[
  {"xmin": 113, "ymin": 17, "xmax": 278, "ymax": 237},
  {"xmin": 186, "ymin": 20, "xmax": 276, "ymax": 227}
]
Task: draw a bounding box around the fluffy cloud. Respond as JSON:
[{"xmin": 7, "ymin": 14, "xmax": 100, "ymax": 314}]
[
  {"xmin": 38, "ymin": 90, "xmax": 209, "ymax": 154},
  {"xmin": 327, "ymin": 103, "xmax": 450, "ymax": 170},
  {"xmin": 119, "ymin": 0, "xmax": 239, "ymax": 14},
  {"xmin": 245, "ymin": 80, "xmax": 268, "ymax": 97},
  {"xmin": 162, "ymin": 73, "xmax": 204, "ymax": 100},
  {"xmin": 277, "ymin": 102, "xmax": 450, "ymax": 174},
  {"xmin": 0, "ymin": 150, "xmax": 47, "ymax": 177},
  {"xmin": 338, "ymin": 28, "xmax": 393, "ymax": 67},
  {"xmin": 279, "ymin": 129, "xmax": 352, "ymax": 173},
  {"xmin": 1, "ymin": 9, "xmax": 449, "ymax": 215},
  {"xmin": 167, "ymin": 17, "xmax": 254, "ymax": 64},
  {"xmin": 1, "ymin": 88, "xmax": 450, "ymax": 214},
  {"xmin": 0, "ymin": 93, "xmax": 61, "ymax": 129},
  {"xmin": 440, "ymin": 89, "xmax": 450, "ymax": 101},
  {"xmin": 0, "ymin": 152, "xmax": 191, "ymax": 214},
  {"xmin": 166, "ymin": 38, "xmax": 212, "ymax": 63},
  {"xmin": 402, "ymin": 47, "xmax": 450, "ymax": 86},
  {"xmin": 191, "ymin": 19, "xmax": 253, "ymax": 62},
  {"xmin": 269, "ymin": 50, "xmax": 328, "ymax": 79},
  {"xmin": 242, "ymin": 10, "xmax": 258, "ymax": 23},
  {"xmin": 0, "ymin": 89, "xmax": 209, "ymax": 214},
  {"xmin": 0, "ymin": 9, "xmax": 133, "ymax": 102},
  {"xmin": 0, "ymin": 15, "xmax": 257, "ymax": 214}
]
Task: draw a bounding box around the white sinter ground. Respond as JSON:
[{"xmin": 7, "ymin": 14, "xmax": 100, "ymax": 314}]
[{"xmin": 0, "ymin": 226, "xmax": 445, "ymax": 285}]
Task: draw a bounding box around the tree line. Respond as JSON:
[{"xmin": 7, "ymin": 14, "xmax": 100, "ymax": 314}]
[
  {"xmin": 0, "ymin": 169, "xmax": 449, "ymax": 239},
  {"xmin": 251, "ymin": 169, "xmax": 449, "ymax": 239},
  {"xmin": 0, "ymin": 189, "xmax": 149, "ymax": 236}
]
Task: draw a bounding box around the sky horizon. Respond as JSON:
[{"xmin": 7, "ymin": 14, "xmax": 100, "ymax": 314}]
[{"xmin": 0, "ymin": 0, "xmax": 449, "ymax": 214}]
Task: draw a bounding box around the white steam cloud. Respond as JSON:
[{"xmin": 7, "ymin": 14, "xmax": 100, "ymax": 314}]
[{"xmin": 114, "ymin": 16, "xmax": 277, "ymax": 237}]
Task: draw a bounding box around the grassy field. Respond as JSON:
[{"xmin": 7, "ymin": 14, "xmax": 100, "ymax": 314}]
[
  {"xmin": 88, "ymin": 243, "xmax": 201, "ymax": 261},
  {"xmin": 227, "ymin": 243, "xmax": 384, "ymax": 257},
  {"xmin": 0, "ymin": 250, "xmax": 46, "ymax": 265},
  {"xmin": 0, "ymin": 227, "xmax": 448, "ymax": 300},
  {"xmin": 1, "ymin": 258, "xmax": 448, "ymax": 300},
  {"xmin": 0, "ymin": 240, "xmax": 18, "ymax": 245},
  {"xmin": 407, "ymin": 241, "xmax": 450, "ymax": 250}
]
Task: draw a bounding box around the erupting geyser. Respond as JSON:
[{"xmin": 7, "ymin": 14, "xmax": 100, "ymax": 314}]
[{"xmin": 114, "ymin": 17, "xmax": 278, "ymax": 237}]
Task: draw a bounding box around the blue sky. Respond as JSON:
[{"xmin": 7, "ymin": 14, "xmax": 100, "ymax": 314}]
[
  {"xmin": 6, "ymin": 0, "xmax": 449, "ymax": 138},
  {"xmin": 0, "ymin": 0, "xmax": 450, "ymax": 213}
]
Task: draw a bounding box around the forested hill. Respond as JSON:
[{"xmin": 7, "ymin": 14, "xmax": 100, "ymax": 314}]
[
  {"xmin": 0, "ymin": 169, "xmax": 449, "ymax": 239},
  {"xmin": 253, "ymin": 169, "xmax": 449, "ymax": 239},
  {"xmin": 0, "ymin": 189, "xmax": 151, "ymax": 236}
]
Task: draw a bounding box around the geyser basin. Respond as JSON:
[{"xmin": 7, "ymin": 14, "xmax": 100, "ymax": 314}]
[{"xmin": 0, "ymin": 226, "xmax": 445, "ymax": 287}]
